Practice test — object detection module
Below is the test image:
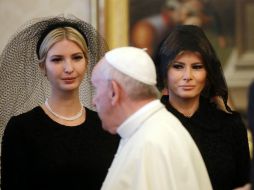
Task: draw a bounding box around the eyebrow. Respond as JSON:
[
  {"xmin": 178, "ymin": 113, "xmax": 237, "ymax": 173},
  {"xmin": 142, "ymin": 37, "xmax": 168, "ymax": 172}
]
[
  {"xmin": 173, "ymin": 61, "xmax": 203, "ymax": 65},
  {"xmin": 49, "ymin": 52, "xmax": 83, "ymax": 57}
]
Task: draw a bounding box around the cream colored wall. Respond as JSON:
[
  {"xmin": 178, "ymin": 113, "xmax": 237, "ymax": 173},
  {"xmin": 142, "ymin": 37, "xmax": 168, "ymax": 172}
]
[{"xmin": 0, "ymin": 0, "xmax": 93, "ymax": 53}]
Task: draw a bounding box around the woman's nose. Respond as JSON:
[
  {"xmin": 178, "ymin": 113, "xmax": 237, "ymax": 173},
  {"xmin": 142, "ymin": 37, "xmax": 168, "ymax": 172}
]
[
  {"xmin": 64, "ymin": 60, "xmax": 74, "ymax": 73},
  {"xmin": 183, "ymin": 68, "xmax": 192, "ymax": 81}
]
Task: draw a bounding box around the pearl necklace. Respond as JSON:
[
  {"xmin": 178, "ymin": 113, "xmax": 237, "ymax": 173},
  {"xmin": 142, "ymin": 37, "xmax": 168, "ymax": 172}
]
[{"xmin": 45, "ymin": 99, "xmax": 83, "ymax": 121}]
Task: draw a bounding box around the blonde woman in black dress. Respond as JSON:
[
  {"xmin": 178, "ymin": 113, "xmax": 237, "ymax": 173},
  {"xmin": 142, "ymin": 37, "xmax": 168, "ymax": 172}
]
[{"xmin": 0, "ymin": 16, "xmax": 119, "ymax": 190}]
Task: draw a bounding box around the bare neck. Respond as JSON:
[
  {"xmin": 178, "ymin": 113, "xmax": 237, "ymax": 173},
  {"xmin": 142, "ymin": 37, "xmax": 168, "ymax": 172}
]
[
  {"xmin": 48, "ymin": 90, "xmax": 82, "ymax": 112},
  {"xmin": 169, "ymin": 95, "xmax": 200, "ymax": 117}
]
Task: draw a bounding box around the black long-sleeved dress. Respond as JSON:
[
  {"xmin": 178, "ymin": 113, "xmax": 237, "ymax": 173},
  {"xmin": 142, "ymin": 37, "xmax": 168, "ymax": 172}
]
[
  {"xmin": 1, "ymin": 107, "xmax": 119, "ymax": 190},
  {"xmin": 161, "ymin": 95, "xmax": 250, "ymax": 190}
]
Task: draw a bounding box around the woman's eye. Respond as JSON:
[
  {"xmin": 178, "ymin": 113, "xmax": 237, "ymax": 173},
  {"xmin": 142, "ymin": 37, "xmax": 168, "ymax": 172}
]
[
  {"xmin": 172, "ymin": 64, "xmax": 183, "ymax": 69},
  {"xmin": 73, "ymin": 55, "xmax": 84, "ymax": 61},
  {"xmin": 192, "ymin": 64, "xmax": 204, "ymax": 69},
  {"xmin": 51, "ymin": 57, "xmax": 62, "ymax": 62}
]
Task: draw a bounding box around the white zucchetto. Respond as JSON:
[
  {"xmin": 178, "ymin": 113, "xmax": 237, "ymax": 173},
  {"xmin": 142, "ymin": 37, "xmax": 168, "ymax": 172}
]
[{"xmin": 105, "ymin": 47, "xmax": 157, "ymax": 85}]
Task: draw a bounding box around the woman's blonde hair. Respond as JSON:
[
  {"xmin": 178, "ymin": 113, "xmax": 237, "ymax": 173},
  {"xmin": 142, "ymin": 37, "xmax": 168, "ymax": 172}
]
[{"xmin": 38, "ymin": 26, "xmax": 88, "ymax": 66}]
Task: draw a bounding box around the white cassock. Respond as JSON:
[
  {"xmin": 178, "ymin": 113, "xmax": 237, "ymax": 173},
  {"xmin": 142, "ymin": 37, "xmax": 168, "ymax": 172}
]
[{"xmin": 101, "ymin": 100, "xmax": 212, "ymax": 190}]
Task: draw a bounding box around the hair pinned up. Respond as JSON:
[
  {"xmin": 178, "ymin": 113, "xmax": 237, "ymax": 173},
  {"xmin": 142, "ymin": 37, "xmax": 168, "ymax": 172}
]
[
  {"xmin": 36, "ymin": 21, "xmax": 89, "ymax": 59},
  {"xmin": 0, "ymin": 15, "xmax": 108, "ymax": 131}
]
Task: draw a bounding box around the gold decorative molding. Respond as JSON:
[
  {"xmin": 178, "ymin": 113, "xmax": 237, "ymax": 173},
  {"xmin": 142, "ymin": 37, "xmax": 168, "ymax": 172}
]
[{"xmin": 104, "ymin": 0, "xmax": 129, "ymax": 49}]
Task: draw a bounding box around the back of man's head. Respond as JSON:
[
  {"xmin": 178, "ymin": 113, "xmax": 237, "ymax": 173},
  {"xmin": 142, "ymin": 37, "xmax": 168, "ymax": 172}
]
[{"xmin": 104, "ymin": 47, "xmax": 160, "ymax": 101}]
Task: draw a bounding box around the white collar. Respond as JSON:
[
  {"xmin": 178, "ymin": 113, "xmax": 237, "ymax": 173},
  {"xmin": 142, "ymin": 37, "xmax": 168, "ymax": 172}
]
[{"xmin": 117, "ymin": 100, "xmax": 164, "ymax": 139}]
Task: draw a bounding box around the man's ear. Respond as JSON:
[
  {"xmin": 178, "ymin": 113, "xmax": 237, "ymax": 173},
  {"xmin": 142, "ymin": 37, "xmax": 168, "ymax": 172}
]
[{"xmin": 110, "ymin": 80, "xmax": 121, "ymax": 106}]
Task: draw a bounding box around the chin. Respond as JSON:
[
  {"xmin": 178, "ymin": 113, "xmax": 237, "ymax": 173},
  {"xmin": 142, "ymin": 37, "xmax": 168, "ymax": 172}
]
[
  {"xmin": 63, "ymin": 88, "xmax": 78, "ymax": 91},
  {"xmin": 179, "ymin": 94, "xmax": 198, "ymax": 99},
  {"xmin": 102, "ymin": 123, "xmax": 111, "ymax": 133},
  {"xmin": 61, "ymin": 83, "xmax": 79, "ymax": 90},
  {"xmin": 102, "ymin": 123, "xmax": 117, "ymax": 135}
]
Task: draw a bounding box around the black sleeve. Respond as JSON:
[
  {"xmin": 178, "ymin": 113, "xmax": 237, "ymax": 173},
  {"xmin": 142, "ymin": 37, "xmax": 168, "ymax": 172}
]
[
  {"xmin": 231, "ymin": 112, "xmax": 251, "ymax": 187},
  {"xmin": 248, "ymin": 82, "xmax": 254, "ymax": 133},
  {"xmin": 1, "ymin": 116, "xmax": 30, "ymax": 189}
]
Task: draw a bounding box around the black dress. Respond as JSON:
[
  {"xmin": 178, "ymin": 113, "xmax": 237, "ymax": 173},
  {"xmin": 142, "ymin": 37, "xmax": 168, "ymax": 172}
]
[
  {"xmin": 1, "ymin": 107, "xmax": 119, "ymax": 190},
  {"xmin": 248, "ymin": 81, "xmax": 254, "ymax": 190},
  {"xmin": 161, "ymin": 95, "xmax": 250, "ymax": 190}
]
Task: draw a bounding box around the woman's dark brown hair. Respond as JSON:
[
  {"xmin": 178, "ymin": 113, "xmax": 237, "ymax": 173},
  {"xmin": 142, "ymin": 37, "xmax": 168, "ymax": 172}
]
[{"xmin": 155, "ymin": 24, "xmax": 231, "ymax": 112}]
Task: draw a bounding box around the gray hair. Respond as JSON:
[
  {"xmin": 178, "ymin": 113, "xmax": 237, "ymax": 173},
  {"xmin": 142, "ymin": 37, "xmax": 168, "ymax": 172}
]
[{"xmin": 100, "ymin": 60, "xmax": 160, "ymax": 101}]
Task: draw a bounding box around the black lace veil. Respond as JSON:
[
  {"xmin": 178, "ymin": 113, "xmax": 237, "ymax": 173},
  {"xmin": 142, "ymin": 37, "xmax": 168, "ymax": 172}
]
[{"xmin": 0, "ymin": 15, "xmax": 108, "ymax": 132}]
